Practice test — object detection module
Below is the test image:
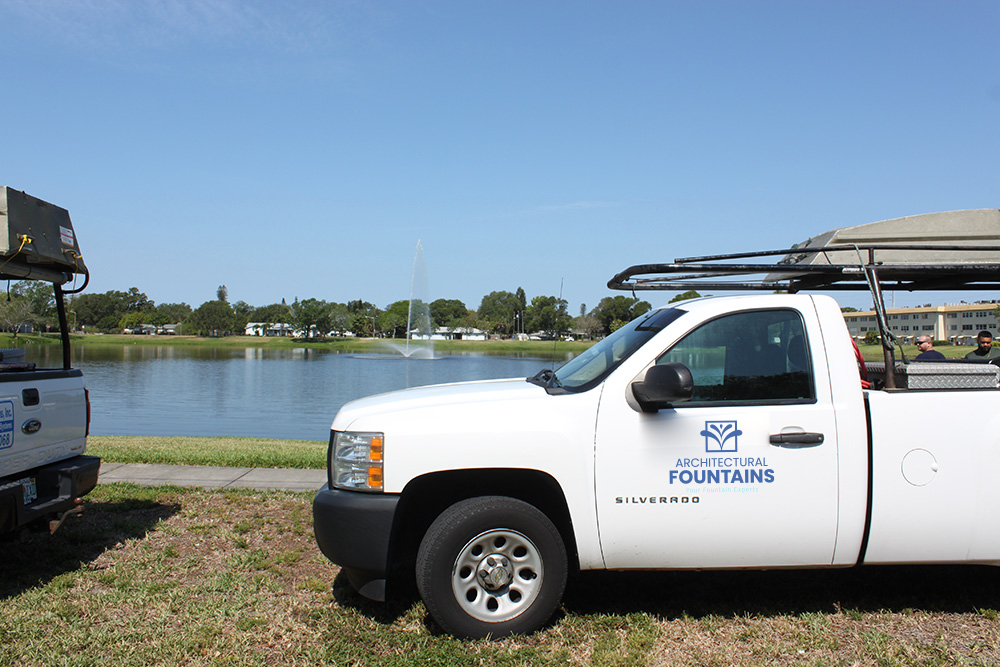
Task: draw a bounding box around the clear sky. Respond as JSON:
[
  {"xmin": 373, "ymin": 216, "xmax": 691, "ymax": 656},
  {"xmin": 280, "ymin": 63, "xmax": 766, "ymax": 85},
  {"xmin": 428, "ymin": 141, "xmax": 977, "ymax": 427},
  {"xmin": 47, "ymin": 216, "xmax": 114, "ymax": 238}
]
[{"xmin": 2, "ymin": 1, "xmax": 998, "ymax": 315}]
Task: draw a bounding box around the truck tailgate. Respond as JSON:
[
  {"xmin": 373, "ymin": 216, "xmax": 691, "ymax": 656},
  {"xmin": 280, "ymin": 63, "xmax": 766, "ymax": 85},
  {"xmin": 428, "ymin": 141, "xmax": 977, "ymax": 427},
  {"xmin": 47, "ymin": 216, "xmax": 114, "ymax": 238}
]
[{"xmin": 0, "ymin": 369, "xmax": 88, "ymax": 479}]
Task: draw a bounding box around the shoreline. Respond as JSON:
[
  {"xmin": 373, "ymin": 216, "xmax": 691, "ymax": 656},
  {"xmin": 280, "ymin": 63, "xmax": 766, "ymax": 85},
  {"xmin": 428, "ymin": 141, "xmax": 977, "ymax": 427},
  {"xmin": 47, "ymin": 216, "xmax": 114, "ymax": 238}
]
[
  {"xmin": 6, "ymin": 332, "xmax": 978, "ymax": 360},
  {"xmin": 5, "ymin": 332, "xmax": 594, "ymax": 356}
]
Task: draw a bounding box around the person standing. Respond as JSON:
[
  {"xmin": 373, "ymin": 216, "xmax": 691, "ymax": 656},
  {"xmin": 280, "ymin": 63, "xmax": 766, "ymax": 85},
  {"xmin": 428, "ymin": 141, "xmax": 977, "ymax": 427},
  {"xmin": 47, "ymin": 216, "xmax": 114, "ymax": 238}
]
[
  {"xmin": 914, "ymin": 336, "xmax": 946, "ymax": 360},
  {"xmin": 964, "ymin": 330, "xmax": 1000, "ymax": 360}
]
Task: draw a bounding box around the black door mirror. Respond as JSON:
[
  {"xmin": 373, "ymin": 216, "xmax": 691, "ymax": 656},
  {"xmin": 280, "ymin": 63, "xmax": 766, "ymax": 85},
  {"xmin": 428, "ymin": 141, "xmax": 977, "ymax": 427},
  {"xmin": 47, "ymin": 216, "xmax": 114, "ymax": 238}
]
[{"xmin": 631, "ymin": 362, "xmax": 694, "ymax": 412}]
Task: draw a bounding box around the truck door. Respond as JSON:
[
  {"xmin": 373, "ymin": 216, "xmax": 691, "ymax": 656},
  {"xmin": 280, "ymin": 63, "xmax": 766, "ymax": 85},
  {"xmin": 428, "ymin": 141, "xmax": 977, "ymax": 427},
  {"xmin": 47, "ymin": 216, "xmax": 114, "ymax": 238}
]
[{"xmin": 594, "ymin": 307, "xmax": 840, "ymax": 569}]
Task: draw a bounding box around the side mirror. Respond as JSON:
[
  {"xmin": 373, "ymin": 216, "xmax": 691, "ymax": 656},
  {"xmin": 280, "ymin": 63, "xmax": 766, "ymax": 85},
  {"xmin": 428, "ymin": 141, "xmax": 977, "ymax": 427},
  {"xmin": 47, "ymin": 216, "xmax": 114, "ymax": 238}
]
[{"xmin": 631, "ymin": 363, "xmax": 694, "ymax": 413}]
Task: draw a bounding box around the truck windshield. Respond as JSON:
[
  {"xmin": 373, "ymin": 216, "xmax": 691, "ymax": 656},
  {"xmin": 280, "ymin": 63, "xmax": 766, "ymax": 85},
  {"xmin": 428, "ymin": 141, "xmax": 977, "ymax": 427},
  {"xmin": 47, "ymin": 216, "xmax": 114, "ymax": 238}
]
[{"xmin": 531, "ymin": 307, "xmax": 685, "ymax": 393}]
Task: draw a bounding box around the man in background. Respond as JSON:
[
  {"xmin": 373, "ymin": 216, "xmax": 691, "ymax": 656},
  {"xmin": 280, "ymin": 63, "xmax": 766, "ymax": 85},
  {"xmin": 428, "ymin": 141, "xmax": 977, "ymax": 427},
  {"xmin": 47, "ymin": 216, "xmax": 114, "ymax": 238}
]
[
  {"xmin": 965, "ymin": 330, "xmax": 1000, "ymax": 360},
  {"xmin": 914, "ymin": 335, "xmax": 946, "ymax": 361}
]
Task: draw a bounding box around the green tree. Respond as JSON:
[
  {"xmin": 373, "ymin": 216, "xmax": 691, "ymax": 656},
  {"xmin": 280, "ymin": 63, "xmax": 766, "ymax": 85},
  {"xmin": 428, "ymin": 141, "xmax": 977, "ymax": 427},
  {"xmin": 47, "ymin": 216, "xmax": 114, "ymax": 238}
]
[
  {"xmin": 291, "ymin": 298, "xmax": 333, "ymax": 338},
  {"xmin": 347, "ymin": 300, "xmax": 376, "ymax": 314},
  {"xmin": 0, "ymin": 294, "xmax": 34, "ymax": 338},
  {"xmin": 118, "ymin": 311, "xmax": 149, "ymax": 332},
  {"xmin": 347, "ymin": 300, "xmax": 379, "ymax": 337},
  {"xmin": 232, "ymin": 300, "xmax": 253, "ymax": 333},
  {"xmin": 328, "ymin": 302, "xmax": 349, "ymax": 335},
  {"xmin": 143, "ymin": 309, "xmax": 170, "ymax": 327},
  {"xmin": 217, "ymin": 284, "xmax": 229, "ymax": 303},
  {"xmin": 525, "ymin": 295, "xmax": 571, "ymax": 338},
  {"xmin": 668, "ymin": 290, "xmax": 702, "ymax": 303},
  {"xmin": 478, "ymin": 291, "xmax": 521, "ymax": 336},
  {"xmin": 430, "ymin": 298, "xmax": 469, "ymax": 329},
  {"xmin": 515, "ymin": 287, "xmax": 527, "ymax": 335},
  {"xmin": 575, "ymin": 313, "xmax": 603, "ymax": 340},
  {"xmin": 350, "ymin": 313, "xmax": 374, "ymax": 337},
  {"xmin": 590, "ymin": 296, "xmax": 651, "ymax": 336},
  {"xmin": 156, "ymin": 302, "xmax": 192, "ymax": 325},
  {"xmin": 380, "ymin": 301, "xmax": 411, "ymax": 339},
  {"xmin": 72, "ymin": 288, "xmax": 153, "ymax": 333},
  {"xmin": 515, "ymin": 287, "xmax": 527, "ymax": 311},
  {"xmin": 10, "ymin": 281, "xmax": 56, "ymax": 330},
  {"xmin": 188, "ymin": 300, "xmax": 236, "ymax": 336}
]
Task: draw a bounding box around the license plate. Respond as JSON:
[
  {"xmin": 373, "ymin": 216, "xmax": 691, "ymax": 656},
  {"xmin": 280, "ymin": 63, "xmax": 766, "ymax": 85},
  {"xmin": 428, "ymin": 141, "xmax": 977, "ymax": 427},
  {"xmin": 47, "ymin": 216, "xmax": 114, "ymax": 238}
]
[{"xmin": 18, "ymin": 477, "xmax": 36, "ymax": 505}]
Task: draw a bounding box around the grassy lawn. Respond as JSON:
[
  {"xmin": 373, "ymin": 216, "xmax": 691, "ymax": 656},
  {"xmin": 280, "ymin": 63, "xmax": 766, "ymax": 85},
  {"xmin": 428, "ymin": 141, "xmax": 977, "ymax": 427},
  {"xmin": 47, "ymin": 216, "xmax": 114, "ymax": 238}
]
[
  {"xmin": 86, "ymin": 435, "xmax": 327, "ymax": 469},
  {"xmin": 2, "ymin": 484, "xmax": 999, "ymax": 666},
  {"xmin": 11, "ymin": 331, "xmax": 976, "ymax": 361}
]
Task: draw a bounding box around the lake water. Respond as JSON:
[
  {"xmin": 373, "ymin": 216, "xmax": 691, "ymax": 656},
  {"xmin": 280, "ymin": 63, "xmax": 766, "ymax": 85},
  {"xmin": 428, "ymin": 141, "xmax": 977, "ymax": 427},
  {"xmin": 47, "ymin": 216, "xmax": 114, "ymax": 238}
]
[{"xmin": 25, "ymin": 345, "xmax": 573, "ymax": 442}]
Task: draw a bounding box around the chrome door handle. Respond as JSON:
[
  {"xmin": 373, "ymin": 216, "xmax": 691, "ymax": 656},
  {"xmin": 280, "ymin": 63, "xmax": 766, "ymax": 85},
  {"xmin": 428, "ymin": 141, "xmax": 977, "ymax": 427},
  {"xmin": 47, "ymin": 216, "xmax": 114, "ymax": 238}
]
[{"xmin": 769, "ymin": 432, "xmax": 824, "ymax": 447}]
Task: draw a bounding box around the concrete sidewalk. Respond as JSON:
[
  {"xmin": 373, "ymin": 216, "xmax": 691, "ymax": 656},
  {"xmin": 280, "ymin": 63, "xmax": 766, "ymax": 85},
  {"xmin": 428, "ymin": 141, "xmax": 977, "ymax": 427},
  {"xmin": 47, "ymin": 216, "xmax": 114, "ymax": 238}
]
[{"xmin": 99, "ymin": 462, "xmax": 327, "ymax": 492}]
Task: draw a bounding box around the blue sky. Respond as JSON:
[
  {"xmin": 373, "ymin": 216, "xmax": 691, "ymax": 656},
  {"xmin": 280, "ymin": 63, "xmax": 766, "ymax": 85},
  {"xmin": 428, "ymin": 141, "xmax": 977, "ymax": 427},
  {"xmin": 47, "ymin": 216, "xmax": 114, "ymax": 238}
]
[{"xmin": 2, "ymin": 1, "xmax": 998, "ymax": 315}]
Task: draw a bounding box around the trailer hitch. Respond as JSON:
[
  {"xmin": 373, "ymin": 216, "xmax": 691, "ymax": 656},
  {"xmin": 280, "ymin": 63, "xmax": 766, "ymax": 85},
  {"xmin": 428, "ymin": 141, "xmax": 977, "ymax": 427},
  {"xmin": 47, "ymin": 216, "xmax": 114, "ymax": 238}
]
[{"xmin": 49, "ymin": 498, "xmax": 84, "ymax": 534}]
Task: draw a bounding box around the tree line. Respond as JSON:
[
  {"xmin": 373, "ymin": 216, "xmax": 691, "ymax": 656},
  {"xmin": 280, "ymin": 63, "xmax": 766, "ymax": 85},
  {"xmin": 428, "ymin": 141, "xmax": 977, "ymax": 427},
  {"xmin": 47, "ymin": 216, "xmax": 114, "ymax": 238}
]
[{"xmin": 0, "ymin": 282, "xmax": 701, "ymax": 339}]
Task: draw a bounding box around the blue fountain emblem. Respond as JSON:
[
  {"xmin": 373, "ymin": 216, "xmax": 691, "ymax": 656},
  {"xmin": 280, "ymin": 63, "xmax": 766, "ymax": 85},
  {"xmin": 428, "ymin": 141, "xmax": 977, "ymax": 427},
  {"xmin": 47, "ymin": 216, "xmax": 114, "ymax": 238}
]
[{"xmin": 701, "ymin": 420, "xmax": 742, "ymax": 452}]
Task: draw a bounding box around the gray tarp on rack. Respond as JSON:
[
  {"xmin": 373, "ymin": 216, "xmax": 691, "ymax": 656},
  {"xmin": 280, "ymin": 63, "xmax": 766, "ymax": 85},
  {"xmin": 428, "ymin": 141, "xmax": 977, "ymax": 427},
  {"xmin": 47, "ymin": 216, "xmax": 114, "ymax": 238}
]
[
  {"xmin": 609, "ymin": 208, "xmax": 1000, "ymax": 293},
  {"xmin": 772, "ymin": 209, "xmax": 1000, "ymax": 273}
]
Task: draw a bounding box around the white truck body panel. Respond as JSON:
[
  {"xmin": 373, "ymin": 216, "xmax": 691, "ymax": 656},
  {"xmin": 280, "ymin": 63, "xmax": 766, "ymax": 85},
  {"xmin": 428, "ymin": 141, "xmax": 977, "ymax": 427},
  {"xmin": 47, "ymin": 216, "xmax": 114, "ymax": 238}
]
[
  {"xmin": 864, "ymin": 389, "xmax": 1000, "ymax": 564},
  {"xmin": 0, "ymin": 373, "xmax": 88, "ymax": 478},
  {"xmin": 316, "ymin": 233, "xmax": 1000, "ymax": 638}
]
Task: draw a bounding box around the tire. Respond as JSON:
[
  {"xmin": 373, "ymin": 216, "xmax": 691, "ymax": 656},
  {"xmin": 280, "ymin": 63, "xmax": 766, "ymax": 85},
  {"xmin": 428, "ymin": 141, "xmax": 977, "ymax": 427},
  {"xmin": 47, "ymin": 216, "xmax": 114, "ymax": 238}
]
[{"xmin": 415, "ymin": 496, "xmax": 567, "ymax": 639}]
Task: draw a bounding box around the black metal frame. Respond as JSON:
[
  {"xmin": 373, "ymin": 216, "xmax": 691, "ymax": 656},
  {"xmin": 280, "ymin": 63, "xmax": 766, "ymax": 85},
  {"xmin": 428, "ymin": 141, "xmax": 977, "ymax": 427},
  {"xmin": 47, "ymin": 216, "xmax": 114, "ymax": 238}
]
[
  {"xmin": 0, "ymin": 269, "xmax": 88, "ymax": 372},
  {"xmin": 608, "ymin": 244, "xmax": 1000, "ymax": 293}
]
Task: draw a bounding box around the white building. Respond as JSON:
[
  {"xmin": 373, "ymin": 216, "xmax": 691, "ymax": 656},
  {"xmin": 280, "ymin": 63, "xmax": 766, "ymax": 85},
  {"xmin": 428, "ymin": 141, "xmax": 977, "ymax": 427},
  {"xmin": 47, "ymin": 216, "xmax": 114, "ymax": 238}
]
[
  {"xmin": 413, "ymin": 327, "xmax": 487, "ymax": 341},
  {"xmin": 842, "ymin": 301, "xmax": 1000, "ymax": 345},
  {"xmin": 245, "ymin": 322, "xmax": 294, "ymax": 337}
]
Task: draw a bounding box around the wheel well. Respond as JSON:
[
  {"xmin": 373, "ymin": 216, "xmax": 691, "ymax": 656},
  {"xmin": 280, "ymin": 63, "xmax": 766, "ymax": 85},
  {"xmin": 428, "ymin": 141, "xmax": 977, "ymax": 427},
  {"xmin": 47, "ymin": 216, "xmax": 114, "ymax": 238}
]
[{"xmin": 388, "ymin": 469, "xmax": 579, "ymax": 582}]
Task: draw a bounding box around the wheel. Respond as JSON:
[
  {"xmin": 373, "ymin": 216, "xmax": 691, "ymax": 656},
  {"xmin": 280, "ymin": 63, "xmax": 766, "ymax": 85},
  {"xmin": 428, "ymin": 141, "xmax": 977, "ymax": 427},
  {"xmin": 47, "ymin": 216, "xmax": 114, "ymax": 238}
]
[{"xmin": 416, "ymin": 496, "xmax": 567, "ymax": 639}]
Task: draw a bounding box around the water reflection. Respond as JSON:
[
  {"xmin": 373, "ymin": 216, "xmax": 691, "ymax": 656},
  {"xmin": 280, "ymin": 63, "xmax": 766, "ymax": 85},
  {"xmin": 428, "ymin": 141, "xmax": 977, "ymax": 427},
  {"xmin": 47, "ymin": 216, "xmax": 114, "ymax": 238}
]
[{"xmin": 21, "ymin": 345, "xmax": 573, "ymax": 441}]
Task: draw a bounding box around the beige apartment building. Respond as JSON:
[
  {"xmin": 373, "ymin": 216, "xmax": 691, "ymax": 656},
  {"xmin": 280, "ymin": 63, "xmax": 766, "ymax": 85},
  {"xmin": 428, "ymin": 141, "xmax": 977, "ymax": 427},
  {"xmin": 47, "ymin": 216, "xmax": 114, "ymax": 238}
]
[{"xmin": 842, "ymin": 301, "xmax": 1000, "ymax": 345}]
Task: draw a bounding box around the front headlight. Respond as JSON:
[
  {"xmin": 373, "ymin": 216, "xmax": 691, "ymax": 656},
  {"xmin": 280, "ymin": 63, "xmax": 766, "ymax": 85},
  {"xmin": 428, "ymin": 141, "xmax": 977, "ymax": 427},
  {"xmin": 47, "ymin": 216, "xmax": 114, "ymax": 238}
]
[{"xmin": 330, "ymin": 431, "xmax": 384, "ymax": 492}]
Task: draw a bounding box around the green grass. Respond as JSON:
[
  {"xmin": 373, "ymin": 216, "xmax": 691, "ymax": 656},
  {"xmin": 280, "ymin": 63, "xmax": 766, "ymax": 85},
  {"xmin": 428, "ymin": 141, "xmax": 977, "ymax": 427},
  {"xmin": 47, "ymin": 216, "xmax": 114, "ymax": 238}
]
[
  {"xmin": 86, "ymin": 435, "xmax": 327, "ymax": 469},
  {"xmin": 2, "ymin": 484, "xmax": 999, "ymax": 666},
  {"xmin": 858, "ymin": 343, "xmax": 977, "ymax": 360}
]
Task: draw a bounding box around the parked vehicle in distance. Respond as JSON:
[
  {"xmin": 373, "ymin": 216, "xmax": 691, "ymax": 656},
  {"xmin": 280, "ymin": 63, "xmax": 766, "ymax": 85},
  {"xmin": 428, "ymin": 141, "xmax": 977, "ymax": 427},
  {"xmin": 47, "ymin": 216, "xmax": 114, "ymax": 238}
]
[
  {"xmin": 0, "ymin": 187, "xmax": 98, "ymax": 537},
  {"xmin": 314, "ymin": 210, "xmax": 1000, "ymax": 638}
]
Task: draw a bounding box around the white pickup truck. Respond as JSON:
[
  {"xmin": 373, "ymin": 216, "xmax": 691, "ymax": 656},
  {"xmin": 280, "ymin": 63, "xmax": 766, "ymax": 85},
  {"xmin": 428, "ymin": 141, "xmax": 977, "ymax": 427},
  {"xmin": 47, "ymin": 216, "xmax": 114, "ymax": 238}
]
[
  {"xmin": 313, "ymin": 210, "xmax": 1000, "ymax": 638},
  {"xmin": 0, "ymin": 187, "xmax": 98, "ymax": 537}
]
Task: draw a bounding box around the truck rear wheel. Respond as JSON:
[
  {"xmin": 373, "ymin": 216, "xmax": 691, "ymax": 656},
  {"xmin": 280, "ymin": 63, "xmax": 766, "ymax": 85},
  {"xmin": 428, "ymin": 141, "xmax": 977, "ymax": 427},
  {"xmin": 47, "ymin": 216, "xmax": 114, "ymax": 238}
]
[{"xmin": 415, "ymin": 496, "xmax": 567, "ymax": 639}]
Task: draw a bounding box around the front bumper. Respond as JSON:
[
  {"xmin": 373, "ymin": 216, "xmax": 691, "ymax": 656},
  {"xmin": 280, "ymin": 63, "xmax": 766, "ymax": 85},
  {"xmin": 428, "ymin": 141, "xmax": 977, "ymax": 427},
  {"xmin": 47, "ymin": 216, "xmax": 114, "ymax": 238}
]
[
  {"xmin": 313, "ymin": 484, "xmax": 400, "ymax": 601},
  {"xmin": 0, "ymin": 454, "xmax": 101, "ymax": 534}
]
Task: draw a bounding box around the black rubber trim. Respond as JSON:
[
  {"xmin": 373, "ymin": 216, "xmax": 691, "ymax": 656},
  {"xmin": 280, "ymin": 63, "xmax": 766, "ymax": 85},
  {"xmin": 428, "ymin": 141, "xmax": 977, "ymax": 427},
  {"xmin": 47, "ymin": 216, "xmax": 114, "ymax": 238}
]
[
  {"xmin": 313, "ymin": 485, "xmax": 399, "ymax": 599},
  {"xmin": 856, "ymin": 393, "xmax": 875, "ymax": 566},
  {"xmin": 0, "ymin": 369, "xmax": 82, "ymax": 383}
]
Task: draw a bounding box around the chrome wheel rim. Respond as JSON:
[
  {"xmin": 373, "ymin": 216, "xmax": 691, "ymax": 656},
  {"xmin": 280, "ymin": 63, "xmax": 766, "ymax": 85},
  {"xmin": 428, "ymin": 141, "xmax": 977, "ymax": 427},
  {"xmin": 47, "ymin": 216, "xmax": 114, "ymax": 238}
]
[{"xmin": 451, "ymin": 528, "xmax": 543, "ymax": 623}]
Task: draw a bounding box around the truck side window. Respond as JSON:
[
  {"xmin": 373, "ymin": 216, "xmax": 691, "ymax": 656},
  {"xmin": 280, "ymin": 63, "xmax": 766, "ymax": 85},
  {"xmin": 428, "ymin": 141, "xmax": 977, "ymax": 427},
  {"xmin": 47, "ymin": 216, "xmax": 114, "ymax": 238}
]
[{"xmin": 656, "ymin": 309, "xmax": 815, "ymax": 403}]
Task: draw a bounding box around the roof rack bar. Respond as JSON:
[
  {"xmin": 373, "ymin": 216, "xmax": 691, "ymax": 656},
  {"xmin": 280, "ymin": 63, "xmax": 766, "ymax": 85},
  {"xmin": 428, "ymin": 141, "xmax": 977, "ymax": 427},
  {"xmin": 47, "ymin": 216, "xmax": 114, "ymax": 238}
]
[{"xmin": 675, "ymin": 244, "xmax": 1000, "ymax": 264}]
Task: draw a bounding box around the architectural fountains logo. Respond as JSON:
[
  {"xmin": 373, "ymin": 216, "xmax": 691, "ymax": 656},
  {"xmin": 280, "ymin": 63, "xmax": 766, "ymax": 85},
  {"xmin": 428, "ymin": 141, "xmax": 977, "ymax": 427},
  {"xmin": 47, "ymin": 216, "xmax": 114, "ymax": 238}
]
[{"xmin": 700, "ymin": 420, "xmax": 741, "ymax": 452}]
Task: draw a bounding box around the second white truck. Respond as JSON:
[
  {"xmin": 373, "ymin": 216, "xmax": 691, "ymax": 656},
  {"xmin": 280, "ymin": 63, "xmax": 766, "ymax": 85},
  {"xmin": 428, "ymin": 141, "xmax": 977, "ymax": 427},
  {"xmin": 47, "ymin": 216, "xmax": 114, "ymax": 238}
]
[{"xmin": 314, "ymin": 209, "xmax": 1000, "ymax": 638}]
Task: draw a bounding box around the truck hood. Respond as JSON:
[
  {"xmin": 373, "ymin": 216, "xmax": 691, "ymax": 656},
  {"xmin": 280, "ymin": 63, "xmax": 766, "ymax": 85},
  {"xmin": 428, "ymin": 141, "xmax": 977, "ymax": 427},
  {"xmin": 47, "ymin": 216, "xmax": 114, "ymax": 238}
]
[{"xmin": 331, "ymin": 378, "xmax": 544, "ymax": 431}]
